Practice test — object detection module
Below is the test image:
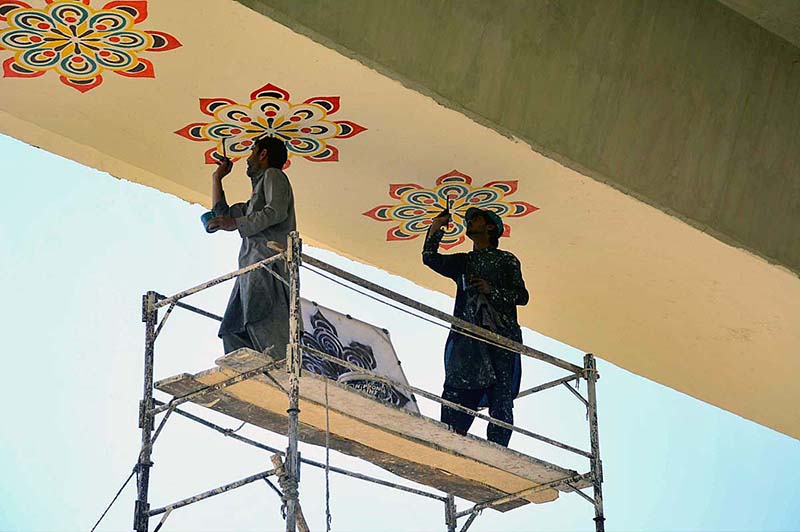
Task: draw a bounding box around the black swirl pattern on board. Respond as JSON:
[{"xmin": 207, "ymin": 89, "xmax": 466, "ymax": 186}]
[
  {"xmin": 342, "ymin": 342, "xmax": 377, "ymax": 370},
  {"xmin": 346, "ymin": 379, "xmax": 410, "ymax": 408},
  {"xmin": 300, "ymin": 332, "xmax": 344, "ymax": 378},
  {"xmin": 300, "ymin": 310, "xmax": 412, "ymax": 408}
]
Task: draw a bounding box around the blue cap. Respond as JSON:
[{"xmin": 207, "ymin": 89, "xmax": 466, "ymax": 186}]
[{"xmin": 464, "ymin": 207, "xmax": 504, "ymax": 238}]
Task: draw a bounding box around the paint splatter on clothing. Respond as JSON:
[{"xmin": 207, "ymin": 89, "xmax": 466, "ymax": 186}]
[
  {"xmin": 422, "ymin": 226, "xmax": 529, "ymax": 390},
  {"xmin": 423, "ymin": 227, "xmax": 528, "ymax": 445}
]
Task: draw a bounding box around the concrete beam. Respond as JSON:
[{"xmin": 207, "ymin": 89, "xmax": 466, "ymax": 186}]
[
  {"xmin": 720, "ymin": 0, "xmax": 800, "ymax": 48},
  {"xmin": 237, "ymin": 0, "xmax": 800, "ymax": 276}
]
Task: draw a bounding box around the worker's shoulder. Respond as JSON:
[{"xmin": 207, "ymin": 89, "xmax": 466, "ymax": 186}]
[
  {"xmin": 265, "ymin": 167, "xmax": 289, "ymax": 180},
  {"xmin": 264, "ymin": 167, "xmax": 293, "ymax": 189},
  {"xmin": 497, "ymin": 249, "xmax": 522, "ymax": 265}
]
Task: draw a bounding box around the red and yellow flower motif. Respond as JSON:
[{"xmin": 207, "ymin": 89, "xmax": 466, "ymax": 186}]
[
  {"xmin": 363, "ymin": 170, "xmax": 538, "ymax": 249},
  {"xmin": 0, "ymin": 0, "xmax": 180, "ymax": 92},
  {"xmin": 175, "ymin": 82, "xmax": 367, "ymax": 169}
]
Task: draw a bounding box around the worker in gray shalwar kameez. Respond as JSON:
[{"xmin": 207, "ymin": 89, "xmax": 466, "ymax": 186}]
[{"xmin": 206, "ymin": 136, "xmax": 296, "ymax": 359}]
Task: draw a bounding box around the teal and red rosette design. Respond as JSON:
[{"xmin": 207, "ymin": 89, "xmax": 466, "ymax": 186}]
[
  {"xmin": 0, "ymin": 0, "xmax": 181, "ymax": 92},
  {"xmin": 175, "ymin": 82, "xmax": 366, "ymax": 168},
  {"xmin": 364, "ymin": 170, "xmax": 538, "ymax": 249}
]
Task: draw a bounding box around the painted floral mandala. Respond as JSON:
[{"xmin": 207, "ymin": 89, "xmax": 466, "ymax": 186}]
[
  {"xmin": 364, "ymin": 170, "xmax": 538, "ymax": 249},
  {"xmin": 0, "ymin": 0, "xmax": 181, "ymax": 92},
  {"xmin": 175, "ymin": 82, "xmax": 367, "ymax": 169}
]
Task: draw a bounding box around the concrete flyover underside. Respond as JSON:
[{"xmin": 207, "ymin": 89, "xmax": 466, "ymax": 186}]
[
  {"xmin": 230, "ymin": 0, "xmax": 800, "ymax": 439},
  {"xmin": 720, "ymin": 0, "xmax": 800, "ymax": 49},
  {"xmin": 0, "ymin": 0, "xmax": 796, "ymax": 442},
  {"xmin": 238, "ymin": 0, "xmax": 800, "ymax": 276}
]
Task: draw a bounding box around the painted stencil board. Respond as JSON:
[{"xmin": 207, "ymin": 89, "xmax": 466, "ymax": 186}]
[{"xmin": 299, "ymin": 298, "xmax": 419, "ymax": 414}]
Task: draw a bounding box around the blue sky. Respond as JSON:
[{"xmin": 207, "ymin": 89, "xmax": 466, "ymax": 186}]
[{"xmin": 1, "ymin": 133, "xmax": 798, "ymax": 531}]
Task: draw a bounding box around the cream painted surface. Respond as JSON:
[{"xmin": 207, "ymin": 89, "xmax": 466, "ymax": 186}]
[{"xmin": 1, "ymin": 1, "xmax": 798, "ymax": 439}]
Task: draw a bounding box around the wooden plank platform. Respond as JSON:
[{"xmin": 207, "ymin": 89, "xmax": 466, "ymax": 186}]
[{"xmin": 155, "ymin": 349, "xmax": 589, "ymax": 512}]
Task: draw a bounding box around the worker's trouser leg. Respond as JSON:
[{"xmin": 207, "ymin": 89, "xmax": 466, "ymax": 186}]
[
  {"xmin": 486, "ymin": 385, "xmax": 514, "ymax": 447},
  {"xmin": 440, "ymin": 385, "xmax": 514, "ymax": 447},
  {"xmin": 221, "ymin": 315, "xmax": 288, "ymax": 361},
  {"xmin": 441, "ymin": 387, "xmax": 482, "ymax": 437}
]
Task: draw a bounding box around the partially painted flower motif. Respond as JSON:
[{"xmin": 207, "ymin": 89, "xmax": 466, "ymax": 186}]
[
  {"xmin": 0, "ymin": 0, "xmax": 181, "ymax": 92},
  {"xmin": 175, "ymin": 82, "xmax": 366, "ymax": 169},
  {"xmin": 364, "ymin": 170, "xmax": 538, "ymax": 249}
]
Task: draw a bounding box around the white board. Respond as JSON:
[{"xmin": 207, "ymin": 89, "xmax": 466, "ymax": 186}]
[{"xmin": 300, "ymin": 299, "xmax": 419, "ymax": 413}]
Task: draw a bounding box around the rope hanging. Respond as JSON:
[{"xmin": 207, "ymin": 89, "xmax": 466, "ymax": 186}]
[
  {"xmin": 89, "ymin": 466, "xmax": 136, "ymax": 532},
  {"xmin": 325, "ymin": 376, "xmax": 332, "ymax": 531},
  {"xmin": 270, "ymin": 453, "xmax": 310, "ymax": 532}
]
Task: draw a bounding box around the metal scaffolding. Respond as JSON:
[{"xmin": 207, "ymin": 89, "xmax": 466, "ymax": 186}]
[{"xmin": 118, "ymin": 231, "xmax": 605, "ymax": 532}]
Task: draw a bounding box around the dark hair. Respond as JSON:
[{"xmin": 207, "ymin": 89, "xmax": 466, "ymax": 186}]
[{"xmin": 255, "ymin": 136, "xmax": 288, "ymax": 169}]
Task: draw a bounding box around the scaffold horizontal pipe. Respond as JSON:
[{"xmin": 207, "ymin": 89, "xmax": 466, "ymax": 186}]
[
  {"xmin": 154, "ymin": 252, "xmax": 285, "ymax": 309},
  {"xmin": 517, "ymin": 373, "xmax": 581, "ymax": 399},
  {"xmin": 301, "ymin": 344, "xmax": 592, "ymax": 459},
  {"xmin": 455, "ymin": 472, "xmax": 593, "ymax": 517},
  {"xmin": 149, "ymin": 360, "xmax": 280, "ymax": 416},
  {"xmin": 157, "ymin": 401, "xmax": 448, "ymax": 502},
  {"xmin": 148, "ymin": 468, "xmax": 277, "ymax": 517},
  {"xmin": 301, "ymin": 254, "xmax": 582, "ymax": 374},
  {"xmin": 154, "ymin": 293, "xmax": 223, "ymax": 322}
]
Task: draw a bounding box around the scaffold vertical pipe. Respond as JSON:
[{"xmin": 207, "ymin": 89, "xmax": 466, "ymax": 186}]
[
  {"xmin": 585, "ymin": 353, "xmax": 605, "ymax": 531},
  {"xmin": 445, "ymin": 494, "xmax": 456, "ymax": 532},
  {"xmin": 285, "ymin": 232, "xmax": 302, "ymax": 532},
  {"xmin": 134, "ymin": 291, "xmax": 157, "ymax": 532}
]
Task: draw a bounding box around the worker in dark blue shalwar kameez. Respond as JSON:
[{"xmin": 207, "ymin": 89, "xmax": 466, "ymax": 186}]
[
  {"xmin": 206, "ymin": 136, "xmax": 296, "ymax": 360},
  {"xmin": 422, "ymin": 207, "xmax": 528, "ymax": 447}
]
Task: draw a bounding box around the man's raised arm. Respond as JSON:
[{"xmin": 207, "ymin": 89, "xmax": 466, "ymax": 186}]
[
  {"xmin": 422, "ymin": 211, "xmax": 466, "ymax": 280},
  {"xmin": 211, "ymin": 158, "xmax": 233, "ymax": 214}
]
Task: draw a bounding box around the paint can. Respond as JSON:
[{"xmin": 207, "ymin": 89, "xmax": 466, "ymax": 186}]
[{"xmin": 201, "ymin": 211, "xmax": 218, "ymax": 233}]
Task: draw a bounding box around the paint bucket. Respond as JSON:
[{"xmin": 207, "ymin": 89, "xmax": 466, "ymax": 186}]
[{"xmin": 201, "ymin": 211, "xmax": 217, "ymax": 233}]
